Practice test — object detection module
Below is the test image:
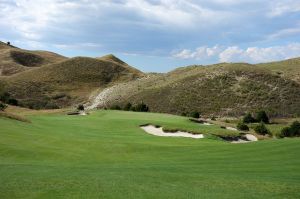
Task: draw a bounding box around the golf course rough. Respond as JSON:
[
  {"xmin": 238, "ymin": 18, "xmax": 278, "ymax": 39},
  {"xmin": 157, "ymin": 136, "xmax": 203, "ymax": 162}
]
[{"xmin": 0, "ymin": 110, "xmax": 299, "ymax": 198}]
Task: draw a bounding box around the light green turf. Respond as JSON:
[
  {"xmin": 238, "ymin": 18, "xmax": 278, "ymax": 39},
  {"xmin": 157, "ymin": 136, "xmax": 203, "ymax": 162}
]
[{"xmin": 0, "ymin": 110, "xmax": 299, "ymax": 199}]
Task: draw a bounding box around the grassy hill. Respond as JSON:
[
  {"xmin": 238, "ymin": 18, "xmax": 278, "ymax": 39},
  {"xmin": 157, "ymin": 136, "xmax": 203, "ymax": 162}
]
[
  {"xmin": 257, "ymin": 57, "xmax": 300, "ymax": 83},
  {"xmin": 3, "ymin": 56, "xmax": 143, "ymax": 109},
  {"xmin": 0, "ymin": 41, "xmax": 66, "ymax": 76},
  {"xmin": 98, "ymin": 62, "xmax": 300, "ymax": 117},
  {"xmin": 1, "ymin": 42, "xmax": 299, "ymax": 116},
  {"xmin": 0, "ymin": 110, "xmax": 299, "ymax": 198}
]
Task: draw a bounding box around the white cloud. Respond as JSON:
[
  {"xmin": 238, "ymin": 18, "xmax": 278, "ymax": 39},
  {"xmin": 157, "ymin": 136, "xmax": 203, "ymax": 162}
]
[
  {"xmin": 173, "ymin": 43, "xmax": 300, "ymax": 63},
  {"xmin": 268, "ymin": 0, "xmax": 300, "ymax": 17},
  {"xmin": 172, "ymin": 45, "xmax": 222, "ymax": 60},
  {"xmin": 267, "ymin": 26, "xmax": 300, "ymax": 40}
]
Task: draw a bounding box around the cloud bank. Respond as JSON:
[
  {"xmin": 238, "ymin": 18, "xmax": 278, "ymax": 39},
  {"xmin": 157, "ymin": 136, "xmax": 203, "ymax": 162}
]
[{"xmin": 173, "ymin": 43, "xmax": 300, "ymax": 63}]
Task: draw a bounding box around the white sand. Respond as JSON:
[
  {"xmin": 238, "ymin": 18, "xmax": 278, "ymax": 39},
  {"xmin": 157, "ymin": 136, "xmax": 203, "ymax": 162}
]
[
  {"xmin": 245, "ymin": 134, "xmax": 258, "ymax": 141},
  {"xmin": 141, "ymin": 125, "xmax": 204, "ymax": 139},
  {"xmin": 226, "ymin": 127, "xmax": 238, "ymax": 131},
  {"xmin": 79, "ymin": 111, "xmax": 87, "ymax": 116},
  {"xmin": 231, "ymin": 134, "xmax": 258, "ymax": 143}
]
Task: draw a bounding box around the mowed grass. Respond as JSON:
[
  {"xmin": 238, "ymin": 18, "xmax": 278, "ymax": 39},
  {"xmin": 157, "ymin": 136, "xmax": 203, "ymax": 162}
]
[{"xmin": 0, "ymin": 110, "xmax": 299, "ymax": 198}]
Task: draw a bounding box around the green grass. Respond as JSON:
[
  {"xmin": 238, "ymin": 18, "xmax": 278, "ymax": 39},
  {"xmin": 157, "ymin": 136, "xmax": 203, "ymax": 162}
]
[{"xmin": 0, "ymin": 110, "xmax": 299, "ymax": 198}]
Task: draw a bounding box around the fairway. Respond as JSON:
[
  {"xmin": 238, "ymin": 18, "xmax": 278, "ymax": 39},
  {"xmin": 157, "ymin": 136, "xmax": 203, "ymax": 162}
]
[{"xmin": 0, "ymin": 110, "xmax": 299, "ymax": 198}]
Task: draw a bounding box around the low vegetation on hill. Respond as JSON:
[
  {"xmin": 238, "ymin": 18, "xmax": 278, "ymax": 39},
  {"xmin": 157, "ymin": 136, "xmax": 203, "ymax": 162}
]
[
  {"xmin": 3, "ymin": 56, "xmax": 143, "ymax": 109},
  {"xmin": 1, "ymin": 43, "xmax": 299, "ymax": 117},
  {"xmin": 97, "ymin": 62, "xmax": 300, "ymax": 117},
  {"xmin": 0, "ymin": 41, "xmax": 66, "ymax": 76}
]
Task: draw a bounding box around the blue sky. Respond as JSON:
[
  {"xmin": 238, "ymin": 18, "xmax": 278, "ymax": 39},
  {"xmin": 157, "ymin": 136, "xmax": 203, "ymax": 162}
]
[{"xmin": 1, "ymin": 0, "xmax": 300, "ymax": 72}]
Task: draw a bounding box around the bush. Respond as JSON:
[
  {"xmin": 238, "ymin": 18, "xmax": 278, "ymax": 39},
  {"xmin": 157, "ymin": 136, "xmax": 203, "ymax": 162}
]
[
  {"xmin": 77, "ymin": 104, "xmax": 85, "ymax": 111},
  {"xmin": 0, "ymin": 92, "xmax": 19, "ymax": 106},
  {"xmin": 256, "ymin": 110, "xmax": 269, "ymax": 124},
  {"xmin": 280, "ymin": 127, "xmax": 290, "ymax": 138},
  {"xmin": 123, "ymin": 103, "xmax": 132, "ymax": 111},
  {"xmin": 130, "ymin": 106, "xmax": 136, "ymax": 112},
  {"xmin": 290, "ymin": 121, "xmax": 300, "ymax": 136},
  {"xmin": 211, "ymin": 116, "xmax": 216, "ymax": 121},
  {"xmin": 189, "ymin": 111, "xmax": 200, "ymax": 118},
  {"xmin": 280, "ymin": 121, "xmax": 300, "ymax": 137},
  {"xmin": 110, "ymin": 105, "xmax": 121, "ymax": 110},
  {"xmin": 0, "ymin": 92, "xmax": 10, "ymax": 103},
  {"xmin": 0, "ymin": 102, "xmax": 7, "ymax": 111},
  {"xmin": 134, "ymin": 102, "xmax": 149, "ymax": 112},
  {"xmin": 8, "ymin": 98, "xmax": 18, "ymax": 106},
  {"xmin": 254, "ymin": 122, "xmax": 270, "ymax": 135},
  {"xmin": 237, "ymin": 122, "xmax": 249, "ymax": 131},
  {"xmin": 243, "ymin": 113, "xmax": 255, "ymax": 123}
]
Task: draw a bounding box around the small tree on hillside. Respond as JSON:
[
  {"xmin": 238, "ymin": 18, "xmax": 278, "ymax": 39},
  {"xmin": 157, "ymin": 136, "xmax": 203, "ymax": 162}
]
[
  {"xmin": 279, "ymin": 121, "xmax": 300, "ymax": 138},
  {"xmin": 256, "ymin": 110, "xmax": 269, "ymax": 124},
  {"xmin": 0, "ymin": 102, "xmax": 7, "ymax": 111},
  {"xmin": 243, "ymin": 113, "xmax": 255, "ymax": 123},
  {"xmin": 77, "ymin": 104, "xmax": 85, "ymax": 111},
  {"xmin": 110, "ymin": 105, "xmax": 121, "ymax": 110},
  {"xmin": 290, "ymin": 121, "xmax": 300, "ymax": 136},
  {"xmin": 123, "ymin": 102, "xmax": 132, "ymax": 111},
  {"xmin": 237, "ymin": 122, "xmax": 249, "ymax": 131},
  {"xmin": 135, "ymin": 102, "xmax": 149, "ymax": 112},
  {"xmin": 190, "ymin": 111, "xmax": 200, "ymax": 118},
  {"xmin": 254, "ymin": 122, "xmax": 270, "ymax": 135}
]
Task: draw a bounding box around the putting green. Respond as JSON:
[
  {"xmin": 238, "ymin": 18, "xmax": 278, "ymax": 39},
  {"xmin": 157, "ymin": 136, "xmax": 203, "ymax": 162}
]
[{"xmin": 0, "ymin": 110, "xmax": 299, "ymax": 198}]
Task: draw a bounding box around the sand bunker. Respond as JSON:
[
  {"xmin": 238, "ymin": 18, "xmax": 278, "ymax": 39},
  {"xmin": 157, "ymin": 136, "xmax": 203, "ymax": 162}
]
[
  {"xmin": 141, "ymin": 125, "xmax": 204, "ymax": 139},
  {"xmin": 231, "ymin": 134, "xmax": 258, "ymax": 143},
  {"xmin": 226, "ymin": 127, "xmax": 238, "ymax": 131}
]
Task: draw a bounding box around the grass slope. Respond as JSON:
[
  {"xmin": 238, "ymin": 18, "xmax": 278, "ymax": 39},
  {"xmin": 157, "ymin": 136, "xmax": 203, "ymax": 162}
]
[
  {"xmin": 257, "ymin": 57, "xmax": 300, "ymax": 83},
  {"xmin": 0, "ymin": 110, "xmax": 299, "ymax": 198},
  {"xmin": 102, "ymin": 63, "xmax": 300, "ymax": 117},
  {"xmin": 4, "ymin": 56, "xmax": 143, "ymax": 109},
  {"xmin": 0, "ymin": 41, "xmax": 66, "ymax": 76}
]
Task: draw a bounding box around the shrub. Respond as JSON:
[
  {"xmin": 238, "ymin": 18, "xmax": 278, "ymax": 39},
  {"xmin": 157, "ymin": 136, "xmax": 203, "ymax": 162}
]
[
  {"xmin": 280, "ymin": 121, "xmax": 300, "ymax": 137},
  {"xmin": 123, "ymin": 103, "xmax": 132, "ymax": 111},
  {"xmin": 0, "ymin": 92, "xmax": 10, "ymax": 103},
  {"xmin": 110, "ymin": 105, "xmax": 121, "ymax": 110},
  {"xmin": 280, "ymin": 127, "xmax": 290, "ymax": 138},
  {"xmin": 237, "ymin": 122, "xmax": 249, "ymax": 131},
  {"xmin": 211, "ymin": 116, "xmax": 216, "ymax": 121},
  {"xmin": 130, "ymin": 106, "xmax": 136, "ymax": 112},
  {"xmin": 8, "ymin": 98, "xmax": 18, "ymax": 106},
  {"xmin": 256, "ymin": 110, "xmax": 269, "ymax": 124},
  {"xmin": 134, "ymin": 102, "xmax": 149, "ymax": 112},
  {"xmin": 0, "ymin": 102, "xmax": 7, "ymax": 111},
  {"xmin": 290, "ymin": 121, "xmax": 300, "ymax": 136},
  {"xmin": 189, "ymin": 111, "xmax": 200, "ymax": 118},
  {"xmin": 45, "ymin": 102, "xmax": 59, "ymax": 109},
  {"xmin": 254, "ymin": 122, "xmax": 270, "ymax": 135},
  {"xmin": 77, "ymin": 104, "xmax": 85, "ymax": 111},
  {"xmin": 243, "ymin": 113, "xmax": 255, "ymax": 123}
]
